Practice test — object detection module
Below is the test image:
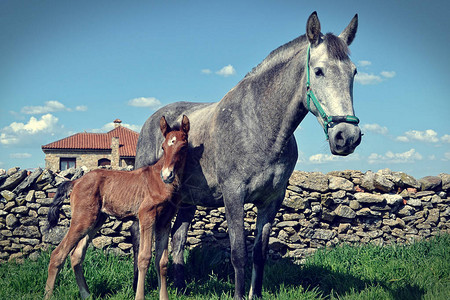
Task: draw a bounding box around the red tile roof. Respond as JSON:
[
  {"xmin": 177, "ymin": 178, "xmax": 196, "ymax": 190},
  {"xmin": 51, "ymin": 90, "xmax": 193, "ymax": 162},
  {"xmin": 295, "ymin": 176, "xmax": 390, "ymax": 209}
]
[{"xmin": 42, "ymin": 126, "xmax": 139, "ymax": 157}]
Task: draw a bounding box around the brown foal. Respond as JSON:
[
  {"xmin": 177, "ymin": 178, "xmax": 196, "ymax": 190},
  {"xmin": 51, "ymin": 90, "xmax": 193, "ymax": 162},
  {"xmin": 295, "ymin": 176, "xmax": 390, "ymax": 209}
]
[{"xmin": 44, "ymin": 115, "xmax": 190, "ymax": 300}]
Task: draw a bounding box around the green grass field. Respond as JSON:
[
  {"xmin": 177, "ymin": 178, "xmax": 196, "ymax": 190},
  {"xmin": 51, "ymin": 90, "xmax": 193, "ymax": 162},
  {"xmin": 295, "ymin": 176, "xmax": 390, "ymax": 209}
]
[{"xmin": 1, "ymin": 234, "xmax": 449, "ymax": 299}]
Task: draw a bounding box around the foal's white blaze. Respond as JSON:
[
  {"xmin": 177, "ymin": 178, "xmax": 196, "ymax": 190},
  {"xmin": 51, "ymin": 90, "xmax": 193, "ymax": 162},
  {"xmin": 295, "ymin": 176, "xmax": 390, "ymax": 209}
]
[{"xmin": 168, "ymin": 136, "xmax": 176, "ymax": 146}]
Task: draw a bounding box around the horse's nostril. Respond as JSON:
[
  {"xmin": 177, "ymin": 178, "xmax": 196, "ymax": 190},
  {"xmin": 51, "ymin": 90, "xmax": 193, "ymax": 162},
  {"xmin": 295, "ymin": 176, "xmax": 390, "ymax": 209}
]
[{"xmin": 335, "ymin": 131, "xmax": 345, "ymax": 147}]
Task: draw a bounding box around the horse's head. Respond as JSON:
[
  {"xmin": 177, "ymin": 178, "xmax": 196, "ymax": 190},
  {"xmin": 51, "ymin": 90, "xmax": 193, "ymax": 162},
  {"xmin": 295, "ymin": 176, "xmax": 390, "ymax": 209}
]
[
  {"xmin": 159, "ymin": 115, "xmax": 190, "ymax": 184},
  {"xmin": 305, "ymin": 12, "xmax": 361, "ymax": 156}
]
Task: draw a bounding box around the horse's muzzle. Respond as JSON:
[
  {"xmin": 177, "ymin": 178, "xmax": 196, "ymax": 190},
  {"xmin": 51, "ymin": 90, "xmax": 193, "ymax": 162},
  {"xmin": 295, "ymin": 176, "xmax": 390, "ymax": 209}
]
[{"xmin": 328, "ymin": 123, "xmax": 362, "ymax": 156}]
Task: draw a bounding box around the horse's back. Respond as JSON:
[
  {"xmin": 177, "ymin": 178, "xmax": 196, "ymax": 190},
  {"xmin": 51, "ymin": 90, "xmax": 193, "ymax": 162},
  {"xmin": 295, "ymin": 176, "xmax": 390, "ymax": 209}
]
[{"xmin": 136, "ymin": 101, "xmax": 215, "ymax": 169}]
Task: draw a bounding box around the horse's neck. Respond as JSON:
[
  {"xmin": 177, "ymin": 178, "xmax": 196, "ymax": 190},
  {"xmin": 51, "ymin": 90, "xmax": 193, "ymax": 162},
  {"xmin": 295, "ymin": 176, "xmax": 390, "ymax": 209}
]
[{"xmin": 221, "ymin": 45, "xmax": 309, "ymax": 153}]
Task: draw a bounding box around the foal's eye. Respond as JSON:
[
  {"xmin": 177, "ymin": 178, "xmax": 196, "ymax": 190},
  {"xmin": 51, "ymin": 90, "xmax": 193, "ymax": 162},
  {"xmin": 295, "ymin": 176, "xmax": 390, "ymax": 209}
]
[{"xmin": 314, "ymin": 67, "xmax": 324, "ymax": 77}]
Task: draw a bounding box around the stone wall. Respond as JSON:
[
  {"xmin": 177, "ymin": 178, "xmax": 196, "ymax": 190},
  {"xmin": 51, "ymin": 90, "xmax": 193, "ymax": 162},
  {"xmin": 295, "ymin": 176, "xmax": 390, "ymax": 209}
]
[{"xmin": 0, "ymin": 167, "xmax": 449, "ymax": 263}]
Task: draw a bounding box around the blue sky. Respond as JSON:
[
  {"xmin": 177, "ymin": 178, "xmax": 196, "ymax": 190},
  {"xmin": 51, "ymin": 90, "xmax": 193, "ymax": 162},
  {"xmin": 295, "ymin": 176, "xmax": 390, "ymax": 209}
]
[{"xmin": 1, "ymin": 0, "xmax": 449, "ymax": 179}]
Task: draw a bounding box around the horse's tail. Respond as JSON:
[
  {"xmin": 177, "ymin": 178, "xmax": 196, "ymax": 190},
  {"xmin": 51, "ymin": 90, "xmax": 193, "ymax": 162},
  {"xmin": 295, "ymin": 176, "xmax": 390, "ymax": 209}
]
[{"xmin": 47, "ymin": 180, "xmax": 73, "ymax": 229}]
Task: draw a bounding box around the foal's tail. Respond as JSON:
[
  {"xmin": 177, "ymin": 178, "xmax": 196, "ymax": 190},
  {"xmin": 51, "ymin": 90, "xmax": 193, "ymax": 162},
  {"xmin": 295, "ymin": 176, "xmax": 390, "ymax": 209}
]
[{"xmin": 47, "ymin": 181, "xmax": 73, "ymax": 229}]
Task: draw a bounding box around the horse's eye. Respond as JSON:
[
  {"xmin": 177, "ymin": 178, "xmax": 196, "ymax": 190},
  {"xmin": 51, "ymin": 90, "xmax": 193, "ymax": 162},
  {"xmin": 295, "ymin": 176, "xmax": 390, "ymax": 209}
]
[{"xmin": 314, "ymin": 68, "xmax": 324, "ymax": 77}]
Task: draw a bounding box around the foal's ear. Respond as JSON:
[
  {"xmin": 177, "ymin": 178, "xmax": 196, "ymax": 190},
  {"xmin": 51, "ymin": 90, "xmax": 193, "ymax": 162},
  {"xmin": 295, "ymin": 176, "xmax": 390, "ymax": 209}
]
[
  {"xmin": 160, "ymin": 116, "xmax": 171, "ymax": 137},
  {"xmin": 181, "ymin": 115, "xmax": 190, "ymax": 135},
  {"xmin": 306, "ymin": 11, "xmax": 321, "ymax": 46},
  {"xmin": 339, "ymin": 14, "xmax": 358, "ymax": 46}
]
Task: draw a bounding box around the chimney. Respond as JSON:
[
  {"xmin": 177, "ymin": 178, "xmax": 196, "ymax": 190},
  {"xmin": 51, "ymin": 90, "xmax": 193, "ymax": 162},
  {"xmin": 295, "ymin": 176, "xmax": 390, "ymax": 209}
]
[
  {"xmin": 113, "ymin": 119, "xmax": 122, "ymax": 128},
  {"xmin": 111, "ymin": 136, "xmax": 120, "ymax": 169}
]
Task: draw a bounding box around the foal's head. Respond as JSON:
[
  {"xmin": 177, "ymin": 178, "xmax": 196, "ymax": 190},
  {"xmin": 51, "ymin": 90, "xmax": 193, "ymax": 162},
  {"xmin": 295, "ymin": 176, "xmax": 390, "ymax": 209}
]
[{"xmin": 159, "ymin": 115, "xmax": 190, "ymax": 184}]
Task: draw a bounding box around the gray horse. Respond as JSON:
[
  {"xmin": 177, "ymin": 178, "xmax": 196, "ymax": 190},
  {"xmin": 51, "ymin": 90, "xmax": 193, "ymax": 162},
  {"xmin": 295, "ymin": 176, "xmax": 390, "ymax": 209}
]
[{"xmin": 132, "ymin": 11, "xmax": 361, "ymax": 299}]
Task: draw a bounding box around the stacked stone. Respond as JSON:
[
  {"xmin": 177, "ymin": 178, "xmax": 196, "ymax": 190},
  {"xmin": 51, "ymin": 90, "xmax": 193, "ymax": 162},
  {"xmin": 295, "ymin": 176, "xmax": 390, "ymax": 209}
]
[
  {"xmin": 0, "ymin": 167, "xmax": 134, "ymax": 263},
  {"xmin": 1, "ymin": 166, "xmax": 449, "ymax": 263},
  {"xmin": 184, "ymin": 169, "xmax": 449, "ymax": 261}
]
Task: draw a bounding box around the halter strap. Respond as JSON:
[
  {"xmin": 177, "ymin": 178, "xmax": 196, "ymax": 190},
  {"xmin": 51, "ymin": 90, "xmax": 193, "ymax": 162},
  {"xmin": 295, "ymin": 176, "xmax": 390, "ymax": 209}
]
[{"xmin": 306, "ymin": 45, "xmax": 359, "ymax": 139}]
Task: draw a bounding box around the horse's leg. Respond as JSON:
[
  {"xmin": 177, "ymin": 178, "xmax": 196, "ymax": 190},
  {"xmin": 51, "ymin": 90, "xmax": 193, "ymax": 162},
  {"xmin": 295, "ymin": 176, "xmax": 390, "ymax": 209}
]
[
  {"xmin": 130, "ymin": 219, "xmax": 140, "ymax": 292},
  {"xmin": 248, "ymin": 191, "xmax": 284, "ymax": 299},
  {"xmin": 171, "ymin": 203, "xmax": 196, "ymax": 292},
  {"xmin": 135, "ymin": 208, "xmax": 156, "ymax": 300},
  {"xmin": 45, "ymin": 217, "xmax": 96, "ymax": 299},
  {"xmin": 154, "ymin": 205, "xmax": 177, "ymax": 300},
  {"xmin": 70, "ymin": 213, "xmax": 107, "ymax": 299},
  {"xmin": 223, "ymin": 188, "xmax": 248, "ymax": 300}
]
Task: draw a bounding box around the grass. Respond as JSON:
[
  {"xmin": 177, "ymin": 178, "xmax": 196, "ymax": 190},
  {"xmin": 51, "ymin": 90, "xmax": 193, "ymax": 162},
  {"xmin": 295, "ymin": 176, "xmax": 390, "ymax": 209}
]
[{"xmin": 0, "ymin": 234, "xmax": 448, "ymax": 299}]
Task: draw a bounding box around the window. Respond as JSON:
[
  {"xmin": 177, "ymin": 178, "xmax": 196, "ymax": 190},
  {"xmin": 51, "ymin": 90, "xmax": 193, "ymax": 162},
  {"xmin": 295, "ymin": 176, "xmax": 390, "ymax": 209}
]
[
  {"xmin": 60, "ymin": 158, "xmax": 76, "ymax": 171},
  {"xmin": 98, "ymin": 158, "xmax": 111, "ymax": 167}
]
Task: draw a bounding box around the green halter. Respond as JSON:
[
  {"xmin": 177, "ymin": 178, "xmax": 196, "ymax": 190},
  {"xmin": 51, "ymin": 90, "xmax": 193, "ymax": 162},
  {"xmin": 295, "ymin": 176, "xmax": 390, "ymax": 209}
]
[{"xmin": 306, "ymin": 45, "xmax": 359, "ymax": 139}]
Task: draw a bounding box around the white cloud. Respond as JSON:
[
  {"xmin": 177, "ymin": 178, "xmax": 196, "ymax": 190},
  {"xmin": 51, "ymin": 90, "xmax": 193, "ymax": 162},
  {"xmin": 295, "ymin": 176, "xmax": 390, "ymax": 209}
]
[
  {"xmin": 1, "ymin": 114, "xmax": 61, "ymax": 145},
  {"xmin": 20, "ymin": 100, "xmax": 88, "ymax": 114},
  {"xmin": 355, "ymin": 72, "xmax": 383, "ymax": 85},
  {"xmin": 202, "ymin": 65, "xmax": 237, "ymax": 77},
  {"xmin": 441, "ymin": 134, "xmax": 450, "ymax": 143},
  {"xmin": 308, "ymin": 153, "xmax": 360, "ymax": 164},
  {"xmin": 216, "ymin": 65, "xmax": 236, "ymax": 77},
  {"xmin": 123, "ymin": 124, "xmax": 141, "ymax": 132},
  {"xmin": 358, "ymin": 60, "xmax": 372, "ymax": 67},
  {"xmin": 395, "ymin": 136, "xmax": 409, "ymax": 142},
  {"xmin": 21, "ymin": 100, "xmax": 67, "ymax": 114},
  {"xmin": 354, "ymin": 63, "xmax": 396, "ymax": 85},
  {"xmin": 9, "ymin": 153, "xmax": 32, "ymax": 159},
  {"xmin": 362, "ymin": 123, "xmax": 388, "ymax": 135},
  {"xmin": 6, "ymin": 114, "xmax": 59, "ymax": 134},
  {"xmin": 309, "ymin": 153, "xmax": 337, "ymax": 164},
  {"xmin": 127, "ymin": 97, "xmax": 161, "ymax": 108},
  {"xmin": 75, "ymin": 105, "xmax": 88, "ymax": 112},
  {"xmin": 443, "ymin": 152, "xmax": 450, "ymax": 161},
  {"xmin": 368, "ymin": 148, "xmax": 423, "ymax": 164},
  {"xmin": 381, "ymin": 71, "xmax": 396, "ymax": 78},
  {"xmin": 396, "ymin": 129, "xmax": 439, "ymax": 143},
  {"xmin": 93, "ymin": 122, "xmax": 141, "ymax": 133}
]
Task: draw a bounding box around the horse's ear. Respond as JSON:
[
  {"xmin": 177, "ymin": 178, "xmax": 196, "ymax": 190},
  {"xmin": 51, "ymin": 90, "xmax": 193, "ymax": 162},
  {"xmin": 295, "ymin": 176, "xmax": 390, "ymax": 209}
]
[
  {"xmin": 339, "ymin": 14, "xmax": 358, "ymax": 46},
  {"xmin": 160, "ymin": 116, "xmax": 171, "ymax": 137},
  {"xmin": 181, "ymin": 115, "xmax": 190, "ymax": 135},
  {"xmin": 306, "ymin": 11, "xmax": 321, "ymax": 46}
]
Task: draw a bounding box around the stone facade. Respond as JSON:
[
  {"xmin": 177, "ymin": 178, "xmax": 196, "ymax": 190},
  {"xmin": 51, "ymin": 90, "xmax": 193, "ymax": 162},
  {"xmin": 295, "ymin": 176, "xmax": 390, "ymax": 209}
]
[
  {"xmin": 0, "ymin": 167, "xmax": 448, "ymax": 263},
  {"xmin": 43, "ymin": 149, "xmax": 115, "ymax": 172}
]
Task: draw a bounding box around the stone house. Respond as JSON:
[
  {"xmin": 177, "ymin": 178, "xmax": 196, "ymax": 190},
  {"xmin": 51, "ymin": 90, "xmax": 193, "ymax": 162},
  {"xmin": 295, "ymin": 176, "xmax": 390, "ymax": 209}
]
[{"xmin": 41, "ymin": 119, "xmax": 139, "ymax": 171}]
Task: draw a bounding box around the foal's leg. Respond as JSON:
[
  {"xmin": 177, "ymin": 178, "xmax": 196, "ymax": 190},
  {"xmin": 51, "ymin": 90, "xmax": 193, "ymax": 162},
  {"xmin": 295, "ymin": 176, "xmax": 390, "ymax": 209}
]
[
  {"xmin": 171, "ymin": 203, "xmax": 196, "ymax": 292},
  {"xmin": 248, "ymin": 191, "xmax": 284, "ymax": 299},
  {"xmin": 130, "ymin": 220, "xmax": 140, "ymax": 292},
  {"xmin": 155, "ymin": 205, "xmax": 177, "ymax": 300},
  {"xmin": 135, "ymin": 208, "xmax": 156, "ymax": 300},
  {"xmin": 45, "ymin": 219, "xmax": 95, "ymax": 299},
  {"xmin": 70, "ymin": 213, "xmax": 107, "ymax": 299}
]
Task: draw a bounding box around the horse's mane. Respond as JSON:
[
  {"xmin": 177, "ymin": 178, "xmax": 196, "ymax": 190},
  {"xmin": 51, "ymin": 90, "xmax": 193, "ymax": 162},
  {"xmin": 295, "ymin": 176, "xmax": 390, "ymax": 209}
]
[
  {"xmin": 244, "ymin": 35, "xmax": 306, "ymax": 79},
  {"xmin": 244, "ymin": 33, "xmax": 349, "ymax": 79}
]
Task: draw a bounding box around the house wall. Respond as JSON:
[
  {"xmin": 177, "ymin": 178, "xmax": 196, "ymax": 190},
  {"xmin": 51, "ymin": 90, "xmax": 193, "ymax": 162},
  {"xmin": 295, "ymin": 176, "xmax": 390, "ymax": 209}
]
[{"xmin": 43, "ymin": 149, "xmax": 114, "ymax": 172}]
